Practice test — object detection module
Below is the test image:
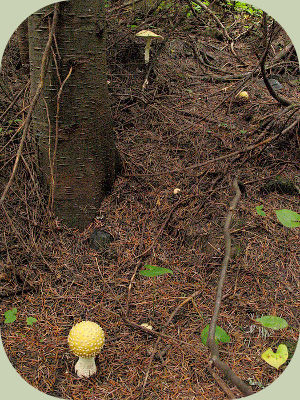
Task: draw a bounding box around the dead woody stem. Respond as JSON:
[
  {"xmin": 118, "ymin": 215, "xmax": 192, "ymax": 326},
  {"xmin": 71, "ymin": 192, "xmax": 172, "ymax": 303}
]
[{"xmin": 207, "ymin": 178, "xmax": 254, "ymax": 397}]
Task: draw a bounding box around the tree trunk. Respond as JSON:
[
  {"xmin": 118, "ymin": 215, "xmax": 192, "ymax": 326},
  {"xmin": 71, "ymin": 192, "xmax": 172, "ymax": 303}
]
[
  {"xmin": 28, "ymin": 0, "xmax": 120, "ymax": 230},
  {"xmin": 16, "ymin": 18, "xmax": 29, "ymax": 69}
]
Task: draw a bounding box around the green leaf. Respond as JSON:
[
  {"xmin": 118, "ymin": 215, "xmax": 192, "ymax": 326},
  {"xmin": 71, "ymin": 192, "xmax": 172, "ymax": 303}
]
[
  {"xmin": 139, "ymin": 265, "xmax": 173, "ymax": 277},
  {"xmin": 26, "ymin": 317, "xmax": 37, "ymax": 326},
  {"xmin": 255, "ymin": 316, "xmax": 288, "ymax": 330},
  {"xmin": 275, "ymin": 209, "xmax": 300, "ymax": 228},
  {"xmin": 256, "ymin": 205, "xmax": 266, "ymax": 216},
  {"xmin": 4, "ymin": 308, "xmax": 17, "ymax": 324},
  {"xmin": 261, "ymin": 344, "xmax": 288, "ymax": 369},
  {"xmin": 200, "ymin": 324, "xmax": 231, "ymax": 346}
]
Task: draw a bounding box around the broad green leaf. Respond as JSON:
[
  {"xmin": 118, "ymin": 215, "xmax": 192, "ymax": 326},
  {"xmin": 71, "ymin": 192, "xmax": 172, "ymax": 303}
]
[
  {"xmin": 255, "ymin": 316, "xmax": 288, "ymax": 330},
  {"xmin": 261, "ymin": 344, "xmax": 288, "ymax": 369},
  {"xmin": 26, "ymin": 317, "xmax": 37, "ymax": 326},
  {"xmin": 256, "ymin": 205, "xmax": 266, "ymax": 216},
  {"xmin": 275, "ymin": 209, "xmax": 300, "ymax": 228},
  {"xmin": 201, "ymin": 324, "xmax": 231, "ymax": 346},
  {"xmin": 4, "ymin": 308, "xmax": 17, "ymax": 324},
  {"xmin": 139, "ymin": 265, "xmax": 173, "ymax": 277}
]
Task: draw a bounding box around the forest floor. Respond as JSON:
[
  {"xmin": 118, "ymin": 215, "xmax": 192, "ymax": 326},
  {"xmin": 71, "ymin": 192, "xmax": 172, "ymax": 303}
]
[{"xmin": 0, "ymin": 2, "xmax": 299, "ymax": 400}]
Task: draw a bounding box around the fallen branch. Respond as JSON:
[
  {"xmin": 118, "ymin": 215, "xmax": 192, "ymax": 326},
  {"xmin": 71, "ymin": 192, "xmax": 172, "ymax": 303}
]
[
  {"xmin": 187, "ymin": 0, "xmax": 246, "ymax": 64},
  {"xmin": 272, "ymin": 43, "xmax": 294, "ymax": 63},
  {"xmin": 207, "ymin": 178, "xmax": 254, "ymax": 397},
  {"xmin": 260, "ymin": 22, "xmax": 292, "ymax": 107},
  {"xmin": 129, "ymin": 107, "xmax": 299, "ymax": 179},
  {"xmin": 189, "ymin": 0, "xmax": 233, "ymax": 43},
  {"xmin": 128, "ymin": 132, "xmax": 285, "ymax": 177},
  {"xmin": 207, "ymin": 362, "xmax": 236, "ymax": 399}
]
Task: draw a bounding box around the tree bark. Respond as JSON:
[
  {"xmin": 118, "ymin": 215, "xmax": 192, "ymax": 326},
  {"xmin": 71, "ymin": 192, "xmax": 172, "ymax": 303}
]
[
  {"xmin": 17, "ymin": 18, "xmax": 29, "ymax": 69},
  {"xmin": 28, "ymin": 0, "xmax": 120, "ymax": 230}
]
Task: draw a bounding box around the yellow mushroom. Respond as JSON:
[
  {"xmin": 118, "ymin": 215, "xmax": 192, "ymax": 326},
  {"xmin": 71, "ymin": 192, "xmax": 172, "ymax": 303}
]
[
  {"xmin": 68, "ymin": 321, "xmax": 105, "ymax": 378},
  {"xmin": 236, "ymin": 91, "xmax": 249, "ymax": 100}
]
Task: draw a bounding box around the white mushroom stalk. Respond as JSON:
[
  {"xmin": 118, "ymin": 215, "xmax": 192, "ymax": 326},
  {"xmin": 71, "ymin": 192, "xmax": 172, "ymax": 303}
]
[
  {"xmin": 74, "ymin": 356, "xmax": 98, "ymax": 378},
  {"xmin": 68, "ymin": 321, "xmax": 105, "ymax": 378},
  {"xmin": 136, "ymin": 30, "xmax": 163, "ymax": 64}
]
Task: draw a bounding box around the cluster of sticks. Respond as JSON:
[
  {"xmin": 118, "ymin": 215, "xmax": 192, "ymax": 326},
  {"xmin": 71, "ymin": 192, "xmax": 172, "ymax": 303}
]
[{"xmin": 100, "ymin": 177, "xmax": 254, "ymax": 398}]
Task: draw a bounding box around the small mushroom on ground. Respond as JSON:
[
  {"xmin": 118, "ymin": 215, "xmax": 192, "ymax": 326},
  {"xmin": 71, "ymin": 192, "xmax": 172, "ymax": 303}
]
[
  {"xmin": 236, "ymin": 90, "xmax": 249, "ymax": 101},
  {"xmin": 136, "ymin": 30, "xmax": 163, "ymax": 64},
  {"xmin": 173, "ymin": 188, "xmax": 181, "ymax": 195},
  {"xmin": 140, "ymin": 322, "xmax": 153, "ymax": 330},
  {"xmin": 68, "ymin": 321, "xmax": 105, "ymax": 378}
]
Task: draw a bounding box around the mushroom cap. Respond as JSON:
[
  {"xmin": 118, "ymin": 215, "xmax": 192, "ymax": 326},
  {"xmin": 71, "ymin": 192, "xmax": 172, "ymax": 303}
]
[
  {"xmin": 136, "ymin": 30, "xmax": 163, "ymax": 39},
  {"xmin": 68, "ymin": 321, "xmax": 105, "ymax": 357},
  {"xmin": 140, "ymin": 322, "xmax": 153, "ymax": 330},
  {"xmin": 237, "ymin": 91, "xmax": 249, "ymax": 99}
]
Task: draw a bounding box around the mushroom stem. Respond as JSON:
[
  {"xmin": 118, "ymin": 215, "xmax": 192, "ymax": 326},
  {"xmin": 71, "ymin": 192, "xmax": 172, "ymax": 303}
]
[
  {"xmin": 144, "ymin": 38, "xmax": 152, "ymax": 64},
  {"xmin": 75, "ymin": 356, "xmax": 97, "ymax": 378}
]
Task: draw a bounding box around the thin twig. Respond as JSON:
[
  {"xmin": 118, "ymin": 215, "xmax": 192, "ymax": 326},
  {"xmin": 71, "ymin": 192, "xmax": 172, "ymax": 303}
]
[
  {"xmin": 96, "ymin": 257, "xmax": 205, "ymax": 351},
  {"xmin": 0, "ymin": 3, "xmax": 60, "ymax": 207},
  {"xmin": 141, "ymin": 290, "xmax": 202, "ymax": 398},
  {"xmin": 128, "ymin": 132, "xmax": 290, "ymax": 177},
  {"xmin": 188, "ymin": 0, "xmax": 245, "ymax": 64},
  {"xmin": 189, "ymin": 0, "xmax": 233, "ymax": 42},
  {"xmin": 0, "ymin": 80, "xmax": 30, "ymax": 121},
  {"xmin": 49, "ymin": 66, "xmax": 73, "ymax": 209}
]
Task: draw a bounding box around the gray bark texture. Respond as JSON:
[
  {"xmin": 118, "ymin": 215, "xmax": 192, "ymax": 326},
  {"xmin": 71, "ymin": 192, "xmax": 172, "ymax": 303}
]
[
  {"xmin": 28, "ymin": 0, "xmax": 120, "ymax": 230},
  {"xmin": 17, "ymin": 18, "xmax": 29, "ymax": 68}
]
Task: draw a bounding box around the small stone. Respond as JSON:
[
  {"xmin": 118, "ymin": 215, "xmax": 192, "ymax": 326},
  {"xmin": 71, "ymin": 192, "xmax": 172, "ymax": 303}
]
[
  {"xmin": 268, "ymin": 78, "xmax": 283, "ymax": 91},
  {"xmin": 88, "ymin": 229, "xmax": 114, "ymax": 251}
]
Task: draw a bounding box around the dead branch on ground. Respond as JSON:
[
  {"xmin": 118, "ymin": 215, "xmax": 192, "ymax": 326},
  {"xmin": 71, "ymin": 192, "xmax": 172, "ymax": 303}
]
[
  {"xmin": 207, "ymin": 178, "xmax": 254, "ymax": 397},
  {"xmin": 129, "ymin": 122, "xmax": 298, "ymax": 178},
  {"xmin": 260, "ymin": 22, "xmax": 293, "ymax": 107},
  {"xmin": 272, "ymin": 43, "xmax": 294, "ymax": 63},
  {"xmin": 187, "ymin": 0, "xmax": 246, "ymax": 64},
  {"xmin": 207, "ymin": 363, "xmax": 236, "ymax": 399}
]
